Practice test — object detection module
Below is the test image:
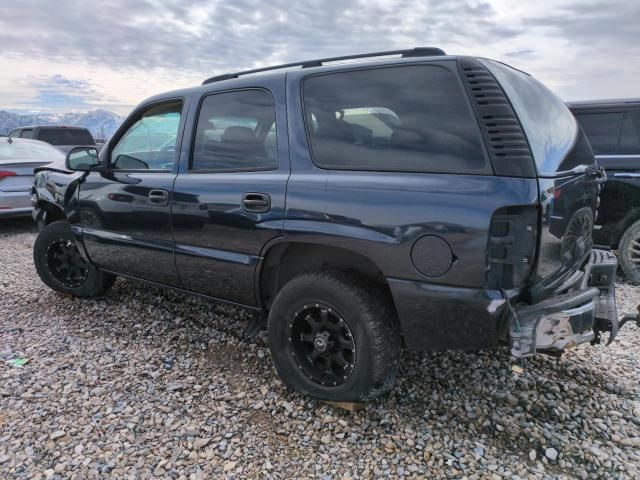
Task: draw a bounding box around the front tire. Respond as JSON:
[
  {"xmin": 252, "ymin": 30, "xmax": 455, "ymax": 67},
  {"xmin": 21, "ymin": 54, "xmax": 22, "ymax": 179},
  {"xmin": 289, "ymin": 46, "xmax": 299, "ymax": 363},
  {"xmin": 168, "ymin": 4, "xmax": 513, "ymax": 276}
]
[
  {"xmin": 268, "ymin": 271, "xmax": 401, "ymax": 402},
  {"xmin": 33, "ymin": 220, "xmax": 115, "ymax": 297},
  {"xmin": 619, "ymin": 219, "xmax": 640, "ymax": 285}
]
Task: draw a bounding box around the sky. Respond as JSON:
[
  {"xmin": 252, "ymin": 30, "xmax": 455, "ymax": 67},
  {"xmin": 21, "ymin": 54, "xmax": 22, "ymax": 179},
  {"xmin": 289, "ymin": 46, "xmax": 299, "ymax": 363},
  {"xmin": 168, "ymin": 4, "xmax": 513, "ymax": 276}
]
[{"xmin": 0, "ymin": 0, "xmax": 638, "ymax": 116}]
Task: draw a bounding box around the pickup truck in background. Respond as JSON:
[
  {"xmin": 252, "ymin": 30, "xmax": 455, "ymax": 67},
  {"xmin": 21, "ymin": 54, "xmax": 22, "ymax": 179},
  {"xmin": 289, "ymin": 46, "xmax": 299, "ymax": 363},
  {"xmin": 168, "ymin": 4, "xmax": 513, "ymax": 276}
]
[
  {"xmin": 9, "ymin": 125, "xmax": 99, "ymax": 153},
  {"xmin": 569, "ymin": 99, "xmax": 640, "ymax": 284}
]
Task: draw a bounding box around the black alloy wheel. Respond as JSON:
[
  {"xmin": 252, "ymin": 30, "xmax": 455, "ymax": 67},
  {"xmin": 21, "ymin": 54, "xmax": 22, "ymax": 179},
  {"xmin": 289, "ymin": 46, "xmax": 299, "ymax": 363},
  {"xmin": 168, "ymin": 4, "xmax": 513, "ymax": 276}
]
[
  {"xmin": 45, "ymin": 238, "xmax": 90, "ymax": 288},
  {"xmin": 34, "ymin": 220, "xmax": 115, "ymax": 297},
  {"xmin": 289, "ymin": 303, "xmax": 356, "ymax": 387},
  {"xmin": 268, "ymin": 271, "xmax": 401, "ymax": 401}
]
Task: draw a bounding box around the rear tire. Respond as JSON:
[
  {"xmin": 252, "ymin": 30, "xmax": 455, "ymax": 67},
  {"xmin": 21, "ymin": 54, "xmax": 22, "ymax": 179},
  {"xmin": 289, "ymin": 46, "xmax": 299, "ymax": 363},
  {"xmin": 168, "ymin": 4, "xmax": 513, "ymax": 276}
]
[
  {"xmin": 619, "ymin": 219, "xmax": 640, "ymax": 285},
  {"xmin": 268, "ymin": 271, "xmax": 401, "ymax": 402},
  {"xmin": 33, "ymin": 220, "xmax": 115, "ymax": 297}
]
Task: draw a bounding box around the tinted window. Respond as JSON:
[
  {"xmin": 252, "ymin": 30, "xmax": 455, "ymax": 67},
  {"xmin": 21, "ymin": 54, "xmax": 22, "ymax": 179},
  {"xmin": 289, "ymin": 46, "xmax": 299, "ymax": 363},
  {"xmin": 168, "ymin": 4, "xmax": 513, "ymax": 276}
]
[
  {"xmin": 573, "ymin": 112, "xmax": 623, "ymax": 155},
  {"xmin": 303, "ymin": 65, "xmax": 487, "ymax": 173},
  {"xmin": 38, "ymin": 128, "xmax": 94, "ymax": 145},
  {"xmin": 0, "ymin": 140, "xmax": 64, "ymax": 160},
  {"xmin": 111, "ymin": 101, "xmax": 182, "ymax": 170},
  {"xmin": 619, "ymin": 111, "xmax": 640, "ymax": 155},
  {"xmin": 191, "ymin": 90, "xmax": 277, "ymax": 171},
  {"xmin": 20, "ymin": 129, "xmax": 33, "ymax": 139},
  {"xmin": 480, "ymin": 59, "xmax": 581, "ymax": 173}
]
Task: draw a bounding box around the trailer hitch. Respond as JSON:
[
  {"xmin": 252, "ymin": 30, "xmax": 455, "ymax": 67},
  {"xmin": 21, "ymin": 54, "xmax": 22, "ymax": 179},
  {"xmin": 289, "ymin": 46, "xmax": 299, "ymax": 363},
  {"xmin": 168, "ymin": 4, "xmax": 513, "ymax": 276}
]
[{"xmin": 593, "ymin": 304, "xmax": 640, "ymax": 345}]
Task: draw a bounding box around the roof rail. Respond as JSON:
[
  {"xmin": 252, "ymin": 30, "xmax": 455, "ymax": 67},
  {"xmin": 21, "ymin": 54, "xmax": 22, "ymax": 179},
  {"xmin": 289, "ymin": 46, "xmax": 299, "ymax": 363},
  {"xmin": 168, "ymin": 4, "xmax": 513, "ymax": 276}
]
[{"xmin": 202, "ymin": 47, "xmax": 446, "ymax": 85}]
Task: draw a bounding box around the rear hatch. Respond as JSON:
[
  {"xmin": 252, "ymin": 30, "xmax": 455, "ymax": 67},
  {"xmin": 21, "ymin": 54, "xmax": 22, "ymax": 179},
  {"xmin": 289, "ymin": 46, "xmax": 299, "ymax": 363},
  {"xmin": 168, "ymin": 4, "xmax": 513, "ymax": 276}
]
[{"xmin": 480, "ymin": 60, "xmax": 600, "ymax": 302}]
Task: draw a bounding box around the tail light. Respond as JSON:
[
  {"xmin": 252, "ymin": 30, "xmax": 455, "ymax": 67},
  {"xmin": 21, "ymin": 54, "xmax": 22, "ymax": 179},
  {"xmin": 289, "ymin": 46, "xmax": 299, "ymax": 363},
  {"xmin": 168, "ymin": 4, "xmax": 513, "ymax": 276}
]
[
  {"xmin": 487, "ymin": 205, "xmax": 538, "ymax": 289},
  {"xmin": 0, "ymin": 171, "xmax": 16, "ymax": 180}
]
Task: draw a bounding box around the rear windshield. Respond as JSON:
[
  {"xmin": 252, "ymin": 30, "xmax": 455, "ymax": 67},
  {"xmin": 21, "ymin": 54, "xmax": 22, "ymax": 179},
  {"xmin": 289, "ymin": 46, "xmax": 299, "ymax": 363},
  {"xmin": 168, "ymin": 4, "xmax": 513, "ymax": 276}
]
[
  {"xmin": 479, "ymin": 59, "xmax": 580, "ymax": 174},
  {"xmin": 37, "ymin": 128, "xmax": 94, "ymax": 145},
  {"xmin": 0, "ymin": 140, "xmax": 64, "ymax": 160}
]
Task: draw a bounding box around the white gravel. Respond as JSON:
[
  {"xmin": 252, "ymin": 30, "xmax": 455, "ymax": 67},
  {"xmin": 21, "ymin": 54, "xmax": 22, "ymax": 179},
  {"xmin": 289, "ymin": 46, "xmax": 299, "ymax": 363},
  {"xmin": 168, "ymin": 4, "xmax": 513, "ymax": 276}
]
[{"xmin": 1, "ymin": 217, "xmax": 640, "ymax": 479}]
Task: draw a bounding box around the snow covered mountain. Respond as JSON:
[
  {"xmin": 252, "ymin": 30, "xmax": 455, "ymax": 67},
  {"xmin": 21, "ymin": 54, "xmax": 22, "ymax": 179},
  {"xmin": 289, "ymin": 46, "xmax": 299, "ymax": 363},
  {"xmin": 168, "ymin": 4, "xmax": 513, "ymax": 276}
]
[{"xmin": 0, "ymin": 109, "xmax": 123, "ymax": 139}]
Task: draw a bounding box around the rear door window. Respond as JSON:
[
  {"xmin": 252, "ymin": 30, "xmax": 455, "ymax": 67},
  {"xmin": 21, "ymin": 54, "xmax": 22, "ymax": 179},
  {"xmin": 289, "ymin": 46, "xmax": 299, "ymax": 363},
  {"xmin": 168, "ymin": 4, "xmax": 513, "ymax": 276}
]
[
  {"xmin": 191, "ymin": 89, "xmax": 277, "ymax": 172},
  {"xmin": 618, "ymin": 111, "xmax": 640, "ymax": 155},
  {"xmin": 302, "ymin": 65, "xmax": 488, "ymax": 174},
  {"xmin": 573, "ymin": 112, "xmax": 623, "ymax": 155}
]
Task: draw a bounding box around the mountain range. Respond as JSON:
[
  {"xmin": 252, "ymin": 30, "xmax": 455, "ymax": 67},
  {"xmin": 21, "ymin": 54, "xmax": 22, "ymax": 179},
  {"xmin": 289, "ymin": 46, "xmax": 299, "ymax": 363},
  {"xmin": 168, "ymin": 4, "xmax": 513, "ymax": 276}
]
[{"xmin": 0, "ymin": 109, "xmax": 123, "ymax": 139}]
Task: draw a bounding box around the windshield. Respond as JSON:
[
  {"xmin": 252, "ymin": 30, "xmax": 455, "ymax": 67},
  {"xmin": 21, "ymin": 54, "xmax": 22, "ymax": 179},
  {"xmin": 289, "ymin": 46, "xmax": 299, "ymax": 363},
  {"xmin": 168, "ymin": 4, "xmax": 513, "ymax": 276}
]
[
  {"xmin": 0, "ymin": 140, "xmax": 64, "ymax": 160},
  {"xmin": 479, "ymin": 59, "xmax": 579, "ymax": 174},
  {"xmin": 38, "ymin": 128, "xmax": 94, "ymax": 145}
]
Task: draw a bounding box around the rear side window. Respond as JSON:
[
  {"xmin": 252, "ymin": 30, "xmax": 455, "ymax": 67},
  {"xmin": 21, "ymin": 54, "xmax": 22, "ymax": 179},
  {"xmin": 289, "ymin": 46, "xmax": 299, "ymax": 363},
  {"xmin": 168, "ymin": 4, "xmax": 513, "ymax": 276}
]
[
  {"xmin": 302, "ymin": 65, "xmax": 488, "ymax": 174},
  {"xmin": 619, "ymin": 111, "xmax": 640, "ymax": 154},
  {"xmin": 191, "ymin": 89, "xmax": 277, "ymax": 172},
  {"xmin": 573, "ymin": 112, "xmax": 623, "ymax": 155},
  {"xmin": 38, "ymin": 128, "xmax": 94, "ymax": 145}
]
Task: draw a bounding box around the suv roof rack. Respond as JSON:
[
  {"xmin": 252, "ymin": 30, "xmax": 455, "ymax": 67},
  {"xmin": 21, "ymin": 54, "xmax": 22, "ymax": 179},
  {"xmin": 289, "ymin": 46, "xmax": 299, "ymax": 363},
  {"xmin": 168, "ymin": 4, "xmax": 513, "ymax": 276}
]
[{"xmin": 202, "ymin": 47, "xmax": 446, "ymax": 85}]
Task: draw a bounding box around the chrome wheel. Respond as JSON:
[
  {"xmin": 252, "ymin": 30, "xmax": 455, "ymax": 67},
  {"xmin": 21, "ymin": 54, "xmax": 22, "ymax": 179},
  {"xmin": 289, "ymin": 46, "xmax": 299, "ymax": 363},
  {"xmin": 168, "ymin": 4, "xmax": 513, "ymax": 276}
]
[{"xmin": 289, "ymin": 303, "xmax": 356, "ymax": 387}]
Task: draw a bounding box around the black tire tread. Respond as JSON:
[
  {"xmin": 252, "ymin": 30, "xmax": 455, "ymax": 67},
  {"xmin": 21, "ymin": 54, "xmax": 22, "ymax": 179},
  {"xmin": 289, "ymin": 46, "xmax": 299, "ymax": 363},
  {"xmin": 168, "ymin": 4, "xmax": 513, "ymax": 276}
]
[
  {"xmin": 33, "ymin": 220, "xmax": 115, "ymax": 297},
  {"xmin": 269, "ymin": 270, "xmax": 401, "ymax": 401}
]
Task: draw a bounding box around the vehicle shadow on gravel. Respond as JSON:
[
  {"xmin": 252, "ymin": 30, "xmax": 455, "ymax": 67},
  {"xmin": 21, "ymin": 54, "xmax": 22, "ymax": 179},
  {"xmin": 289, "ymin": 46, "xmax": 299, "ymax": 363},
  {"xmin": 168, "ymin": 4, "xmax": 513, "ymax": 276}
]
[{"xmin": 0, "ymin": 217, "xmax": 37, "ymax": 235}]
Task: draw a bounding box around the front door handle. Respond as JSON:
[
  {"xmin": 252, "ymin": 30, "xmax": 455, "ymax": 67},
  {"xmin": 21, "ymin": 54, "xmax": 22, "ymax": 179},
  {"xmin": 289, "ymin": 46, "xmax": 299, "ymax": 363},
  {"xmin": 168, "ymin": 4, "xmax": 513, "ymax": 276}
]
[
  {"xmin": 148, "ymin": 189, "xmax": 169, "ymax": 205},
  {"xmin": 242, "ymin": 192, "xmax": 271, "ymax": 213}
]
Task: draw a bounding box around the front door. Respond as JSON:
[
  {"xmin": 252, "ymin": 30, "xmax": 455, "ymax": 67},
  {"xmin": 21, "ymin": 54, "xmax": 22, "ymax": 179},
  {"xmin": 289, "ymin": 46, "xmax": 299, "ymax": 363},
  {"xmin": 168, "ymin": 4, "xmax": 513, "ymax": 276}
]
[
  {"xmin": 77, "ymin": 99, "xmax": 186, "ymax": 285},
  {"xmin": 172, "ymin": 85, "xmax": 288, "ymax": 306}
]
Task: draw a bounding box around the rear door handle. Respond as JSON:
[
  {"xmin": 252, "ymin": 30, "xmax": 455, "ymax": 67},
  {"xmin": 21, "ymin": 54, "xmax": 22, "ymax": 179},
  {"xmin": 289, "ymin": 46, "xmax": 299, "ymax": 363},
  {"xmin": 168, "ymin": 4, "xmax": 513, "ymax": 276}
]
[
  {"xmin": 148, "ymin": 189, "xmax": 169, "ymax": 205},
  {"xmin": 242, "ymin": 192, "xmax": 271, "ymax": 213}
]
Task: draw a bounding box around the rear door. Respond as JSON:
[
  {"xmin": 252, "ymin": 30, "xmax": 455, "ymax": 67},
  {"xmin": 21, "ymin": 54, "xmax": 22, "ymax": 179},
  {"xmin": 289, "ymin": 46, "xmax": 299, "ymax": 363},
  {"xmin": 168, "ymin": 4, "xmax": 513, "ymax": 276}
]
[
  {"xmin": 172, "ymin": 78, "xmax": 288, "ymax": 306},
  {"xmin": 77, "ymin": 99, "xmax": 187, "ymax": 285}
]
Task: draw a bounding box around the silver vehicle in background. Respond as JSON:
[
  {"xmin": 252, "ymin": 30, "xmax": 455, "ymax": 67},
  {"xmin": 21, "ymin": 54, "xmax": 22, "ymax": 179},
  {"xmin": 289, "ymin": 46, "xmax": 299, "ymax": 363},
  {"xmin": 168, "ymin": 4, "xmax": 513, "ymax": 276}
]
[{"xmin": 0, "ymin": 137, "xmax": 64, "ymax": 218}]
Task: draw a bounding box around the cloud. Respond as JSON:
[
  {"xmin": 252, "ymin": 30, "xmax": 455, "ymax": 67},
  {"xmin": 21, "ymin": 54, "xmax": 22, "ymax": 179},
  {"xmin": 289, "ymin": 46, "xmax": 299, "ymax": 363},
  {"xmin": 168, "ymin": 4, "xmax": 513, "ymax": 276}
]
[
  {"xmin": 0, "ymin": 0, "xmax": 637, "ymax": 112},
  {"xmin": 0, "ymin": 0, "xmax": 510, "ymax": 74}
]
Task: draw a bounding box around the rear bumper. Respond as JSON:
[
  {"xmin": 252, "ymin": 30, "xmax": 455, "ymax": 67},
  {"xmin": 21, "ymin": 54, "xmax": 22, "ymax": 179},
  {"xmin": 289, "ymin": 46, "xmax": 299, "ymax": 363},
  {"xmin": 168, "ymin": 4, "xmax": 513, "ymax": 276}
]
[
  {"xmin": 387, "ymin": 279, "xmax": 507, "ymax": 351},
  {"xmin": 510, "ymin": 249, "xmax": 618, "ymax": 357},
  {"xmin": 387, "ymin": 249, "xmax": 624, "ymax": 354}
]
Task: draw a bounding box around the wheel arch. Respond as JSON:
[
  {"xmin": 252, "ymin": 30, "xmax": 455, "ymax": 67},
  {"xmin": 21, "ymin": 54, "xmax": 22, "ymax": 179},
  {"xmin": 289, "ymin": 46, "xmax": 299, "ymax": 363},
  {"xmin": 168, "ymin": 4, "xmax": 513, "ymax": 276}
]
[
  {"xmin": 37, "ymin": 200, "xmax": 67, "ymax": 225},
  {"xmin": 257, "ymin": 240, "xmax": 397, "ymax": 315}
]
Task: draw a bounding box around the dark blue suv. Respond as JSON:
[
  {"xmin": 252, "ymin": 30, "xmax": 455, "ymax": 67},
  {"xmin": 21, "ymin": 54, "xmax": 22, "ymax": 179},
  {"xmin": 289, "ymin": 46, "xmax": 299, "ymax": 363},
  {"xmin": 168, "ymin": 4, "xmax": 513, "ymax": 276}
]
[{"xmin": 31, "ymin": 48, "xmax": 628, "ymax": 401}]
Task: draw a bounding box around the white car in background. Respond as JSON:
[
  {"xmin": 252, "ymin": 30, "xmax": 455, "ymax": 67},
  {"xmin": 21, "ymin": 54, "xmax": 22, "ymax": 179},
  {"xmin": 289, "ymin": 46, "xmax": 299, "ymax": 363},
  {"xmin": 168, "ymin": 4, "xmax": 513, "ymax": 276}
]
[{"xmin": 0, "ymin": 137, "xmax": 64, "ymax": 218}]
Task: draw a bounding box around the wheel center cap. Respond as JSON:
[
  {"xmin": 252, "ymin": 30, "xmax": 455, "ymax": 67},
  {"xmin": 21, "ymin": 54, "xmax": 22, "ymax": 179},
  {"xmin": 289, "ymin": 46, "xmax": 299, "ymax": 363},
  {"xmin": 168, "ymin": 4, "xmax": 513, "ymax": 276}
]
[{"xmin": 314, "ymin": 334, "xmax": 328, "ymax": 352}]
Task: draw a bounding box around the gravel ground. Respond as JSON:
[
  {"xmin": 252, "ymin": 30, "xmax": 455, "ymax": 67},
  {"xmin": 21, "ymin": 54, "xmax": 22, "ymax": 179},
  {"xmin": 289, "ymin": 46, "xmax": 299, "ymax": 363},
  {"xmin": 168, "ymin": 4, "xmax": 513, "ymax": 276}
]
[{"xmin": 1, "ymin": 217, "xmax": 640, "ymax": 480}]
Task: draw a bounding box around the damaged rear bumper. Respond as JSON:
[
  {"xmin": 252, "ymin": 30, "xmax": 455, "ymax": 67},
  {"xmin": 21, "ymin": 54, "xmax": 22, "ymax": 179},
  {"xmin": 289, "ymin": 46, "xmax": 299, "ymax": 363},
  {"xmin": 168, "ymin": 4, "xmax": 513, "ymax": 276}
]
[{"xmin": 511, "ymin": 249, "xmax": 637, "ymax": 357}]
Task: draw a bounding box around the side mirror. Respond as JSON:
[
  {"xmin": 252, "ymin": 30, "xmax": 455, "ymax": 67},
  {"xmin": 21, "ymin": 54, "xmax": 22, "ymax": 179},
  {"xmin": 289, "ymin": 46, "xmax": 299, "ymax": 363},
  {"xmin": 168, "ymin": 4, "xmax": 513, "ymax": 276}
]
[{"xmin": 66, "ymin": 146, "xmax": 100, "ymax": 172}]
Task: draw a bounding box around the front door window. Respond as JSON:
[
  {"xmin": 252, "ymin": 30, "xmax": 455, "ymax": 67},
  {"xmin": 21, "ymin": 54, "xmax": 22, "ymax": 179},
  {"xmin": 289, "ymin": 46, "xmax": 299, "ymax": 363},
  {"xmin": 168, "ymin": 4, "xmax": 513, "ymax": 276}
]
[{"xmin": 111, "ymin": 101, "xmax": 182, "ymax": 171}]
